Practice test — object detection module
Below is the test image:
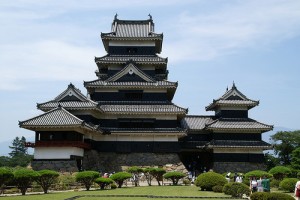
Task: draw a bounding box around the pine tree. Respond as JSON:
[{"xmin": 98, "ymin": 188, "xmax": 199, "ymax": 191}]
[{"xmin": 9, "ymin": 136, "xmax": 27, "ymax": 157}]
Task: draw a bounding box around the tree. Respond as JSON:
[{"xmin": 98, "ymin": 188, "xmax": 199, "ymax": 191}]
[
  {"xmin": 127, "ymin": 166, "xmax": 143, "ymax": 187},
  {"xmin": 95, "ymin": 177, "xmax": 113, "ymax": 189},
  {"xmin": 271, "ymin": 130, "xmax": 300, "ymax": 165},
  {"xmin": 264, "ymin": 153, "xmax": 280, "ymax": 171},
  {"xmin": 150, "ymin": 168, "xmax": 166, "ymax": 186},
  {"xmin": 110, "ymin": 172, "xmax": 132, "ymax": 188},
  {"xmin": 7, "ymin": 136, "xmax": 32, "ymax": 168},
  {"xmin": 14, "ymin": 168, "xmax": 38, "ymax": 195},
  {"xmin": 0, "ymin": 168, "xmax": 13, "ymax": 194},
  {"xmin": 143, "ymin": 168, "xmax": 155, "ymax": 186},
  {"xmin": 9, "ymin": 136, "xmax": 27, "ymax": 157},
  {"xmin": 268, "ymin": 166, "xmax": 291, "ymax": 180},
  {"xmin": 36, "ymin": 170, "xmax": 59, "ymax": 194},
  {"xmin": 163, "ymin": 172, "xmax": 185, "ymax": 185},
  {"xmin": 75, "ymin": 171, "xmax": 99, "ymax": 191},
  {"xmin": 291, "ymin": 147, "xmax": 300, "ymax": 170}
]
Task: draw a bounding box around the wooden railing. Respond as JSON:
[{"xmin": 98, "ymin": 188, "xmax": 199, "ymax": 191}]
[{"xmin": 25, "ymin": 141, "xmax": 91, "ymax": 149}]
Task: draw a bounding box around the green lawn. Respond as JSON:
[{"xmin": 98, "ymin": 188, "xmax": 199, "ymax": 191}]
[{"xmin": 1, "ymin": 186, "xmax": 234, "ymax": 200}]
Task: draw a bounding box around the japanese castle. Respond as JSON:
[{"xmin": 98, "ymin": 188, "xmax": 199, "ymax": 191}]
[{"xmin": 19, "ymin": 15, "xmax": 273, "ymax": 173}]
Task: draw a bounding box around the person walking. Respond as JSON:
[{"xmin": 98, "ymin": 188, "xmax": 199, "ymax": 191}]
[{"xmin": 295, "ymin": 180, "xmax": 300, "ymax": 200}]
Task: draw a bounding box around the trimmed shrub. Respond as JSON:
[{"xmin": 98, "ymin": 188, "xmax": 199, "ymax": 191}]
[
  {"xmin": 150, "ymin": 168, "xmax": 166, "ymax": 186},
  {"xmin": 110, "ymin": 183, "xmax": 117, "ymax": 189},
  {"xmin": 267, "ymin": 192, "xmax": 294, "ymax": 200},
  {"xmin": 195, "ymin": 172, "xmax": 227, "ymax": 191},
  {"xmin": 279, "ymin": 178, "xmax": 298, "ymax": 192},
  {"xmin": 56, "ymin": 173, "xmax": 76, "ymax": 190},
  {"xmin": 269, "ymin": 166, "xmax": 291, "ymax": 180},
  {"xmin": 212, "ymin": 185, "xmax": 223, "ymax": 193},
  {"xmin": 142, "ymin": 168, "xmax": 154, "ymax": 186},
  {"xmin": 182, "ymin": 178, "xmax": 191, "ymax": 186},
  {"xmin": 75, "ymin": 171, "xmax": 99, "ymax": 191},
  {"xmin": 0, "ymin": 167, "xmax": 13, "ymax": 193},
  {"xmin": 95, "ymin": 177, "xmax": 113, "ymax": 189},
  {"xmin": 110, "ymin": 172, "xmax": 132, "ymax": 188},
  {"xmin": 127, "ymin": 166, "xmax": 143, "ymax": 187},
  {"xmin": 163, "ymin": 172, "xmax": 185, "ymax": 185},
  {"xmin": 250, "ymin": 192, "xmax": 294, "ymax": 200},
  {"xmin": 36, "ymin": 170, "xmax": 59, "ymax": 194},
  {"xmin": 270, "ymin": 179, "xmax": 280, "ymax": 188},
  {"xmin": 14, "ymin": 168, "xmax": 38, "ymax": 195},
  {"xmin": 250, "ymin": 192, "xmax": 269, "ymax": 200},
  {"xmin": 223, "ymin": 182, "xmax": 251, "ymax": 197},
  {"xmin": 244, "ymin": 170, "xmax": 272, "ymax": 181}
]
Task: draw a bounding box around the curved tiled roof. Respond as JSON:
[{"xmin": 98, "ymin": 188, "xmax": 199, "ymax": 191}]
[
  {"xmin": 99, "ymin": 104, "xmax": 187, "ymax": 114},
  {"xmin": 205, "ymin": 118, "xmax": 273, "ymax": 131},
  {"xmin": 101, "ymin": 19, "xmax": 162, "ymax": 39},
  {"xmin": 37, "ymin": 101, "xmax": 99, "ymax": 112},
  {"xmin": 84, "ymin": 80, "xmax": 177, "ymax": 88},
  {"xmin": 19, "ymin": 106, "xmax": 102, "ymax": 133},
  {"xmin": 181, "ymin": 116, "xmax": 214, "ymax": 130},
  {"xmin": 206, "ymin": 83, "xmax": 259, "ymax": 111},
  {"xmin": 208, "ymin": 140, "xmax": 272, "ymax": 149},
  {"xmin": 95, "ymin": 55, "xmax": 167, "ymax": 64}
]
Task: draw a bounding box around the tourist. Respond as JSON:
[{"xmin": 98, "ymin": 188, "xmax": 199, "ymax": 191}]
[
  {"xmin": 261, "ymin": 176, "xmax": 270, "ymax": 192},
  {"xmin": 225, "ymin": 175, "xmax": 230, "ymax": 183},
  {"xmin": 295, "ymin": 180, "xmax": 300, "ymax": 200},
  {"xmin": 257, "ymin": 177, "xmax": 263, "ymax": 192},
  {"xmin": 250, "ymin": 177, "xmax": 258, "ymax": 193},
  {"xmin": 236, "ymin": 175, "xmax": 243, "ymax": 183},
  {"xmin": 233, "ymin": 173, "xmax": 238, "ymax": 182}
]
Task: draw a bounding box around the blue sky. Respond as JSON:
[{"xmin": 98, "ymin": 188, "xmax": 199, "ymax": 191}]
[{"xmin": 1, "ymin": 0, "xmax": 300, "ymax": 145}]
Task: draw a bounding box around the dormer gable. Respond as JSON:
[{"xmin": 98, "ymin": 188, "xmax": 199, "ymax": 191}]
[
  {"xmin": 54, "ymin": 83, "xmax": 89, "ymax": 102},
  {"xmin": 106, "ymin": 62, "xmax": 155, "ymax": 82},
  {"xmin": 206, "ymin": 83, "xmax": 259, "ymax": 111}
]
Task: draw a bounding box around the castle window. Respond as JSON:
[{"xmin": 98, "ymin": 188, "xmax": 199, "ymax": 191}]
[
  {"xmin": 120, "ymin": 90, "xmax": 143, "ymax": 101},
  {"xmin": 118, "ymin": 119, "xmax": 154, "ymax": 128}
]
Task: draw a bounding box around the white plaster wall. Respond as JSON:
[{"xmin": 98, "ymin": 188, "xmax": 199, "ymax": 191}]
[{"xmin": 34, "ymin": 147, "xmax": 84, "ymax": 159}]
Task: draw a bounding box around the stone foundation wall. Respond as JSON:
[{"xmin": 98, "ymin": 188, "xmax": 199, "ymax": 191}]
[
  {"xmin": 31, "ymin": 160, "xmax": 78, "ymax": 172},
  {"xmin": 213, "ymin": 162, "xmax": 266, "ymax": 173},
  {"xmin": 82, "ymin": 150, "xmax": 187, "ymax": 173}
]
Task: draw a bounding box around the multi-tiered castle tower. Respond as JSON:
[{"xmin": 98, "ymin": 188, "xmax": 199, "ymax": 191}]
[{"xmin": 20, "ymin": 16, "xmax": 272, "ymax": 173}]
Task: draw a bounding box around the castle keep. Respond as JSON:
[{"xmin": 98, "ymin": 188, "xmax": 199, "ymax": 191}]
[{"xmin": 19, "ymin": 16, "xmax": 273, "ymax": 173}]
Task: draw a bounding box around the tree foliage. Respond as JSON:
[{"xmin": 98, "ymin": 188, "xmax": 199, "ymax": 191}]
[
  {"xmin": 14, "ymin": 168, "xmax": 38, "ymax": 195},
  {"xmin": 291, "ymin": 147, "xmax": 300, "ymax": 170},
  {"xmin": 127, "ymin": 166, "xmax": 143, "ymax": 187},
  {"xmin": 95, "ymin": 177, "xmax": 113, "ymax": 189},
  {"xmin": 9, "ymin": 136, "xmax": 27, "ymax": 157},
  {"xmin": 279, "ymin": 178, "xmax": 298, "ymax": 192},
  {"xmin": 271, "ymin": 130, "xmax": 300, "ymax": 165},
  {"xmin": 163, "ymin": 171, "xmax": 185, "ymax": 185},
  {"xmin": 195, "ymin": 172, "xmax": 227, "ymax": 191},
  {"xmin": 268, "ymin": 166, "xmax": 291, "ymax": 180},
  {"xmin": 75, "ymin": 171, "xmax": 99, "ymax": 191},
  {"xmin": 110, "ymin": 172, "xmax": 132, "ymax": 188},
  {"xmin": 36, "ymin": 170, "xmax": 59, "ymax": 194},
  {"xmin": 0, "ymin": 167, "xmax": 13, "ymax": 194}
]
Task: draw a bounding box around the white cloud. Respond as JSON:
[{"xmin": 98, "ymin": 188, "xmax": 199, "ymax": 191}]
[
  {"xmin": 0, "ymin": 40, "xmax": 102, "ymax": 91},
  {"xmin": 162, "ymin": 0, "xmax": 300, "ymax": 62}
]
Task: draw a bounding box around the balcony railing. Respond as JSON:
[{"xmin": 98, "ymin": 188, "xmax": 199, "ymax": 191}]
[{"xmin": 25, "ymin": 141, "xmax": 91, "ymax": 149}]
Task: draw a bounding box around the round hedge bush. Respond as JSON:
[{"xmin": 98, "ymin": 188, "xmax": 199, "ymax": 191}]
[
  {"xmin": 223, "ymin": 182, "xmax": 251, "ymax": 197},
  {"xmin": 0, "ymin": 167, "xmax": 14, "ymax": 187},
  {"xmin": 14, "ymin": 168, "xmax": 39, "ymax": 195},
  {"xmin": 269, "ymin": 166, "xmax": 291, "ymax": 180},
  {"xmin": 250, "ymin": 192, "xmax": 294, "ymax": 200},
  {"xmin": 163, "ymin": 171, "xmax": 185, "ymax": 185},
  {"xmin": 110, "ymin": 172, "xmax": 132, "ymax": 188},
  {"xmin": 95, "ymin": 177, "xmax": 114, "ymax": 189},
  {"xmin": 212, "ymin": 185, "xmax": 223, "ymax": 193},
  {"xmin": 279, "ymin": 178, "xmax": 298, "ymax": 192},
  {"xmin": 36, "ymin": 169, "xmax": 59, "ymax": 194},
  {"xmin": 195, "ymin": 172, "xmax": 227, "ymax": 191},
  {"xmin": 244, "ymin": 170, "xmax": 272, "ymax": 181},
  {"xmin": 75, "ymin": 171, "xmax": 99, "ymax": 191}
]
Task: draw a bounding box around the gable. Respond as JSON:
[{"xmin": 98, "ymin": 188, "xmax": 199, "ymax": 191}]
[
  {"xmin": 106, "ymin": 62, "xmax": 154, "ymax": 82},
  {"xmin": 226, "ymin": 95, "xmax": 243, "ymax": 100},
  {"xmin": 54, "ymin": 84, "xmax": 88, "ymax": 102}
]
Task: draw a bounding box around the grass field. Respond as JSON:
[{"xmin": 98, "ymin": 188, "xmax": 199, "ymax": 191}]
[{"xmin": 1, "ymin": 185, "xmax": 235, "ymax": 200}]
